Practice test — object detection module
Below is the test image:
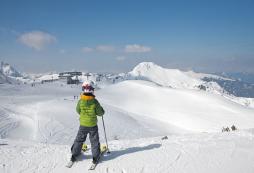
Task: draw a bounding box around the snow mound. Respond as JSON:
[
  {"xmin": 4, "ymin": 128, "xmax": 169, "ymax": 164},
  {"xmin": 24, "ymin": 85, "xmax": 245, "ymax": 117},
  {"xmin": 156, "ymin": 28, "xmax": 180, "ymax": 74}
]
[{"xmin": 97, "ymin": 80, "xmax": 254, "ymax": 132}]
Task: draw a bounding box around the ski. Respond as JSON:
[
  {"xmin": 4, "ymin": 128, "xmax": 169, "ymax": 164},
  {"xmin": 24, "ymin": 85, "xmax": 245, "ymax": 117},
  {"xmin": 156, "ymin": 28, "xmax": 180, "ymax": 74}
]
[
  {"xmin": 66, "ymin": 160, "xmax": 75, "ymax": 168},
  {"xmin": 88, "ymin": 150, "xmax": 106, "ymax": 170},
  {"xmin": 88, "ymin": 145, "xmax": 108, "ymax": 170},
  {"xmin": 66, "ymin": 143, "xmax": 88, "ymax": 168}
]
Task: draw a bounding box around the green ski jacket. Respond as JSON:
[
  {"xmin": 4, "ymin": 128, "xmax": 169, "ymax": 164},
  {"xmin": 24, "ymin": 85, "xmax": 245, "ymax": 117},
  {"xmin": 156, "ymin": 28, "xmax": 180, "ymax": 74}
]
[{"xmin": 76, "ymin": 94, "xmax": 105, "ymax": 127}]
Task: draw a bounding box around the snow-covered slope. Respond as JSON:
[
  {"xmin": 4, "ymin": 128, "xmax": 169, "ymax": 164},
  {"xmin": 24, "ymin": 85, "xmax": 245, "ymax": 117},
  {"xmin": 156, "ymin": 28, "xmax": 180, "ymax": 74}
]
[
  {"xmin": 224, "ymin": 95, "xmax": 254, "ymax": 109},
  {"xmin": 1, "ymin": 130, "xmax": 254, "ymax": 173},
  {"xmin": 37, "ymin": 73, "xmax": 59, "ymax": 81},
  {"xmin": 1, "ymin": 62, "xmax": 254, "ymax": 173},
  {"xmin": 0, "ymin": 83, "xmax": 176, "ymax": 144},
  {"xmin": 1, "ymin": 79, "xmax": 254, "ymax": 172},
  {"xmin": 97, "ymin": 80, "xmax": 254, "ymax": 132}
]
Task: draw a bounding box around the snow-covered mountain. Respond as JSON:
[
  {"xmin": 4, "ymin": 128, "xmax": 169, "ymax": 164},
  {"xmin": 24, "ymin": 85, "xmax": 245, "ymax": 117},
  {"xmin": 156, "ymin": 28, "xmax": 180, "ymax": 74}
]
[
  {"xmin": 203, "ymin": 76, "xmax": 254, "ymax": 97},
  {"xmin": 0, "ymin": 61, "xmax": 22, "ymax": 78},
  {"xmin": 3, "ymin": 61, "xmax": 252, "ymax": 99},
  {"xmin": 121, "ymin": 62, "xmax": 254, "ymax": 107},
  {"xmin": 125, "ymin": 62, "xmax": 228, "ymax": 96},
  {"xmin": 61, "ymin": 62, "xmax": 253, "ymax": 108},
  {"xmin": 0, "ymin": 61, "xmax": 32, "ymax": 84},
  {"xmin": 127, "ymin": 62, "xmax": 203, "ymax": 89},
  {"xmin": 0, "ymin": 71, "xmax": 7, "ymax": 84},
  {"xmin": 77, "ymin": 62, "xmax": 224, "ymax": 95},
  {"xmin": 2, "ymin": 61, "xmax": 253, "ymax": 109}
]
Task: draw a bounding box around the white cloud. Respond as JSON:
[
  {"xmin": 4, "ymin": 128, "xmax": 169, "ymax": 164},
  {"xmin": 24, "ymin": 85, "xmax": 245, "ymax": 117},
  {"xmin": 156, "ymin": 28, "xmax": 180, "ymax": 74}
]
[
  {"xmin": 125, "ymin": 44, "xmax": 151, "ymax": 53},
  {"xmin": 18, "ymin": 31, "xmax": 56, "ymax": 50},
  {"xmin": 116, "ymin": 56, "xmax": 126, "ymax": 61},
  {"xmin": 81, "ymin": 47, "xmax": 94, "ymax": 53},
  {"xmin": 95, "ymin": 45, "xmax": 115, "ymax": 52}
]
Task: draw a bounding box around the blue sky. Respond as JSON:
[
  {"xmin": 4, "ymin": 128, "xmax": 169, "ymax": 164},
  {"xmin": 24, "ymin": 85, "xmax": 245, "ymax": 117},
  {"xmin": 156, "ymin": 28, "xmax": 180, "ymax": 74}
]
[{"xmin": 0, "ymin": 0, "xmax": 254, "ymax": 73}]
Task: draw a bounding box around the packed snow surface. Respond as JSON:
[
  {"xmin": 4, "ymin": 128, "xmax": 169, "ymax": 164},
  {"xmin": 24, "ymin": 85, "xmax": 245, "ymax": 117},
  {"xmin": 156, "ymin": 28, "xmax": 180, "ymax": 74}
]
[{"xmin": 1, "ymin": 131, "xmax": 254, "ymax": 173}]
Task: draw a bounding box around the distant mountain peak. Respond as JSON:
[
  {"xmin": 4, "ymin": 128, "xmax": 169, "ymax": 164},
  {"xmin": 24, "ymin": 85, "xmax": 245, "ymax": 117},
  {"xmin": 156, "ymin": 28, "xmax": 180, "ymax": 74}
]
[
  {"xmin": 132, "ymin": 62, "xmax": 162, "ymax": 72},
  {"xmin": 0, "ymin": 61, "xmax": 22, "ymax": 77},
  {"xmin": 129, "ymin": 62, "xmax": 202, "ymax": 89}
]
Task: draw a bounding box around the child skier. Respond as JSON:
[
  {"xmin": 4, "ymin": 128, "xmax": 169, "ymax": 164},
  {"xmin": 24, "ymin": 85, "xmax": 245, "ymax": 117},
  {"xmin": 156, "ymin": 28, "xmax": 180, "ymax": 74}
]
[{"xmin": 70, "ymin": 81, "xmax": 105, "ymax": 164}]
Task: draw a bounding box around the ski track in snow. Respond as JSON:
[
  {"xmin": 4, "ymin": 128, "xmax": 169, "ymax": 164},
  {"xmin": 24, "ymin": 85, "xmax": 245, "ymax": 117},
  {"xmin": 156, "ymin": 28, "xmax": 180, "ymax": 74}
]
[
  {"xmin": 0, "ymin": 107, "xmax": 19, "ymax": 139},
  {"xmin": 0, "ymin": 96, "xmax": 79, "ymax": 145}
]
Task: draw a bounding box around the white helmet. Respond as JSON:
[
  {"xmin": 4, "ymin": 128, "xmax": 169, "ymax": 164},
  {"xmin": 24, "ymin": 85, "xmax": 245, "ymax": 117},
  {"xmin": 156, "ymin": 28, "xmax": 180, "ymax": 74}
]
[{"xmin": 82, "ymin": 81, "xmax": 95, "ymax": 93}]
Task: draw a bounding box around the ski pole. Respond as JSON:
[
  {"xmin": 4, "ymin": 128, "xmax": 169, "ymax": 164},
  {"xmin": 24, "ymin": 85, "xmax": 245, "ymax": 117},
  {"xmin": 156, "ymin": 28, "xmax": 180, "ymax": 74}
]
[{"xmin": 101, "ymin": 115, "xmax": 110, "ymax": 154}]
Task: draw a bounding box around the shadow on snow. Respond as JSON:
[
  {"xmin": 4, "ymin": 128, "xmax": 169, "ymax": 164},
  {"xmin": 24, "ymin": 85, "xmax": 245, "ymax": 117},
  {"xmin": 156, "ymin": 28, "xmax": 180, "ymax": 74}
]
[
  {"xmin": 76, "ymin": 143, "xmax": 161, "ymax": 162},
  {"xmin": 103, "ymin": 143, "xmax": 161, "ymax": 161}
]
